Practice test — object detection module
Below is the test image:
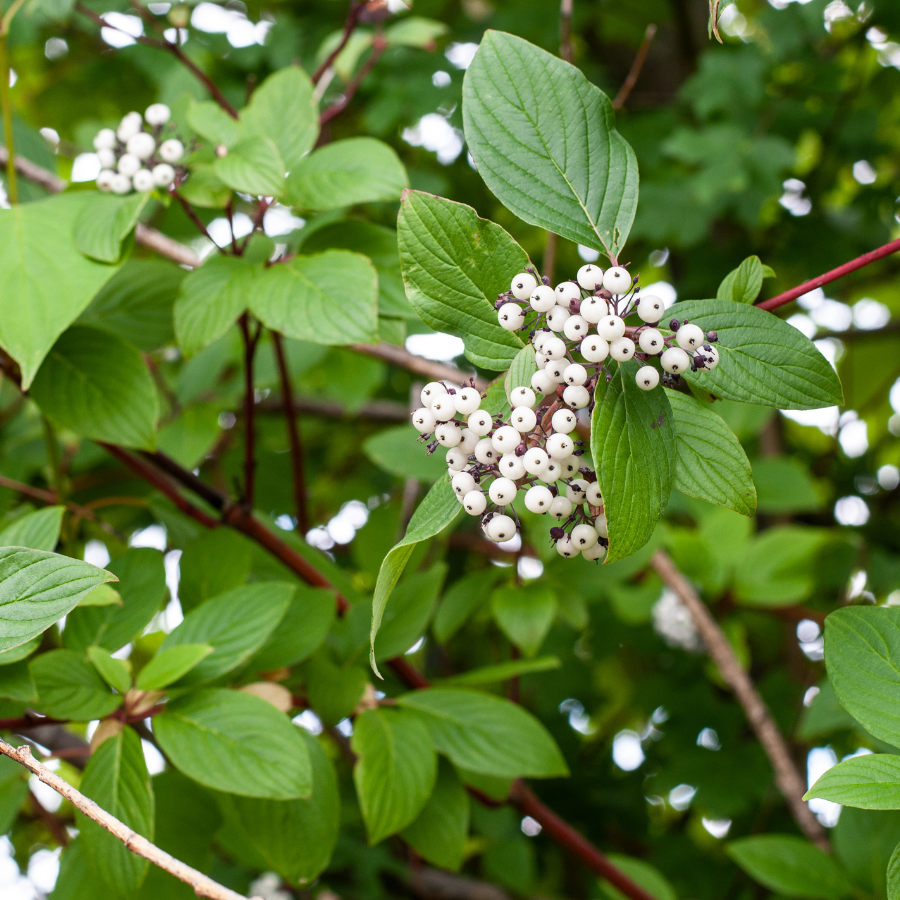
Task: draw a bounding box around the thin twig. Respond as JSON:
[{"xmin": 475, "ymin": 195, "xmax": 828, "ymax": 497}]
[
  {"xmin": 0, "ymin": 33, "xmax": 17, "ymax": 203},
  {"xmin": 320, "ymin": 36, "xmax": 387, "ymax": 124},
  {"xmin": 0, "ymin": 740, "xmax": 260, "ymax": 900},
  {"xmin": 313, "ymin": 1, "xmax": 364, "ymax": 84},
  {"xmin": 134, "ymin": 223, "xmax": 201, "ymax": 268},
  {"xmin": 172, "ymin": 190, "xmax": 215, "ymax": 245},
  {"xmin": 349, "ymin": 342, "xmax": 487, "ymax": 391},
  {"xmin": 238, "ymin": 314, "xmax": 260, "ymax": 507},
  {"xmin": 560, "ymin": 0, "xmax": 574, "ymax": 63},
  {"xmin": 255, "ymin": 395, "xmax": 407, "ymax": 421},
  {"xmin": 613, "ymin": 24, "xmax": 657, "ymax": 111},
  {"xmin": 650, "ymin": 549, "xmax": 830, "ymax": 850}
]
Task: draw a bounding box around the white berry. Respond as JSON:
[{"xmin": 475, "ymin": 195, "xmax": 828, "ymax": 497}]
[
  {"xmin": 110, "ymin": 173, "xmax": 132, "ymax": 194},
  {"xmin": 511, "ymin": 272, "xmax": 538, "ymax": 300},
  {"xmin": 435, "ymin": 422, "xmax": 462, "ymax": 447},
  {"xmin": 458, "ymin": 428, "xmax": 479, "ymax": 455},
  {"xmin": 546, "ymin": 433, "xmax": 574, "ymax": 459},
  {"xmin": 474, "ymin": 438, "xmax": 498, "ymax": 465},
  {"xmin": 637, "ymin": 295, "xmax": 665, "ymax": 323},
  {"xmin": 701, "ymin": 345, "xmax": 720, "ymax": 369},
  {"xmin": 544, "ymin": 360, "xmax": 567, "ymax": 384},
  {"xmin": 132, "ymin": 169, "xmax": 155, "ymax": 192},
  {"xmin": 510, "ymin": 406, "xmax": 537, "ymax": 433},
  {"xmin": 463, "ymin": 490, "xmax": 486, "ymax": 516},
  {"xmin": 533, "ymin": 331, "xmax": 551, "ymax": 353},
  {"xmin": 145, "ymin": 103, "xmax": 171, "ymax": 126},
  {"xmin": 97, "ymin": 148, "xmax": 116, "ymax": 169},
  {"xmin": 583, "ymin": 541, "xmax": 607, "ymax": 561},
  {"xmin": 580, "ymin": 295, "xmax": 607, "ymax": 324},
  {"xmin": 489, "ymin": 478, "xmax": 517, "ymax": 506},
  {"xmin": 96, "ymin": 170, "xmax": 116, "ymax": 192},
  {"xmin": 452, "ymin": 472, "xmax": 478, "ymax": 498},
  {"xmin": 635, "ymin": 366, "xmax": 660, "ymax": 391},
  {"xmin": 93, "ymin": 128, "xmax": 117, "ymax": 150},
  {"xmin": 531, "ymin": 370, "xmax": 555, "ymax": 395},
  {"xmin": 676, "ymin": 324, "xmax": 705, "ymax": 351},
  {"xmin": 467, "ymin": 410, "xmax": 493, "ymax": 436},
  {"xmin": 547, "ymin": 306, "xmax": 570, "ymax": 332},
  {"xmin": 566, "ymin": 479, "xmax": 590, "ymax": 504},
  {"xmin": 510, "ymin": 386, "xmax": 536, "ymax": 408},
  {"xmin": 446, "ymin": 448, "xmax": 467, "ymax": 471},
  {"xmin": 421, "ymin": 382, "xmax": 447, "ymax": 407},
  {"xmin": 581, "ymin": 336, "xmax": 609, "ymax": 363},
  {"xmin": 563, "ymin": 385, "xmax": 590, "ymax": 409},
  {"xmin": 586, "ymin": 482, "xmax": 602, "ymax": 506},
  {"xmin": 563, "ymin": 363, "xmax": 588, "ymax": 387},
  {"xmin": 499, "ymin": 453, "xmax": 527, "ymax": 480},
  {"xmin": 154, "ymin": 162, "xmax": 176, "ymax": 188},
  {"xmin": 555, "ymin": 281, "xmax": 581, "ymax": 306},
  {"xmin": 556, "ymin": 535, "xmax": 579, "ymax": 558},
  {"xmin": 116, "ymin": 111, "xmax": 143, "ymax": 142},
  {"xmin": 609, "ymin": 337, "xmax": 635, "ymax": 362},
  {"xmin": 577, "ymin": 264, "xmax": 603, "ymax": 291},
  {"xmin": 498, "ymin": 303, "xmax": 525, "ymax": 332},
  {"xmin": 159, "ymin": 138, "xmax": 184, "ymax": 163},
  {"xmin": 549, "ymin": 496, "xmax": 574, "ymax": 520},
  {"xmin": 543, "ymin": 460, "xmax": 563, "ymax": 482},
  {"xmin": 597, "ymin": 315, "xmax": 626, "ymax": 341},
  {"xmin": 117, "ymin": 153, "xmax": 141, "ymax": 176},
  {"xmin": 595, "ymin": 513, "xmax": 608, "ymax": 537},
  {"xmin": 487, "ymin": 514, "xmax": 517, "ymax": 542},
  {"xmin": 551, "ymin": 409, "xmax": 577, "ymax": 434},
  {"xmin": 530, "ymin": 285, "xmax": 556, "ymax": 313},
  {"xmin": 564, "ymin": 315, "xmax": 589, "ymax": 342},
  {"xmin": 543, "ymin": 337, "xmax": 566, "ymax": 361},
  {"xmin": 454, "ymin": 387, "xmax": 481, "ymax": 416},
  {"xmin": 559, "ymin": 457, "xmax": 579, "ymax": 478},
  {"xmin": 661, "ymin": 347, "xmax": 691, "ymax": 374},
  {"xmin": 638, "ymin": 328, "xmax": 664, "ymax": 355},
  {"xmin": 571, "ymin": 524, "xmax": 599, "ymax": 550},
  {"xmin": 525, "ymin": 485, "xmax": 554, "ymax": 514},
  {"xmin": 603, "ymin": 266, "xmax": 631, "ymax": 295},
  {"xmin": 430, "ymin": 396, "xmax": 457, "ymax": 422},
  {"xmin": 523, "ymin": 447, "xmax": 550, "ymax": 476},
  {"xmin": 491, "ymin": 426, "xmax": 521, "ymax": 454},
  {"xmin": 126, "ymin": 132, "xmax": 156, "ymax": 160}
]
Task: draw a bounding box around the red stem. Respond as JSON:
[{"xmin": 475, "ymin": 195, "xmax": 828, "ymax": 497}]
[
  {"xmin": 320, "ymin": 37, "xmax": 387, "ymax": 125},
  {"xmin": 312, "ymin": 1, "xmax": 363, "ymax": 84},
  {"xmin": 238, "ymin": 314, "xmax": 259, "ymax": 508}
]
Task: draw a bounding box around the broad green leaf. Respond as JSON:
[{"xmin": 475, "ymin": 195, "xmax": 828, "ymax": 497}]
[
  {"xmin": 402, "ymin": 758, "xmax": 469, "ymax": 871},
  {"xmin": 87, "ymin": 645, "xmax": 132, "ymax": 693},
  {"xmin": 375, "ymin": 565, "xmax": 444, "ymax": 661},
  {"xmin": 433, "ymin": 569, "xmax": 504, "ymax": 644},
  {"xmin": 188, "ymin": 100, "xmax": 239, "ymax": 147},
  {"xmin": 385, "ymin": 16, "xmax": 448, "ymax": 47},
  {"xmin": 888, "ymin": 840, "xmax": 900, "ymax": 900},
  {"xmin": 463, "ymin": 31, "xmax": 638, "ymax": 257},
  {"xmin": 0, "ymin": 756, "xmax": 28, "ymax": 834},
  {"xmin": 438, "ymin": 656, "xmax": 561, "ymax": 687},
  {"xmin": 304, "ymin": 653, "xmax": 368, "ymax": 727},
  {"xmin": 178, "ymin": 164, "xmax": 233, "ymax": 209},
  {"xmin": 601, "ymin": 854, "xmax": 677, "ymax": 900},
  {"xmin": 667, "ymin": 391, "xmax": 756, "ymax": 516},
  {"xmin": 0, "ymin": 661, "xmax": 38, "ymax": 702},
  {"xmin": 249, "ymin": 251, "xmax": 379, "ymax": 345},
  {"xmin": 30, "ymin": 324, "xmax": 159, "ymax": 450},
  {"xmin": 805, "ymin": 754, "xmax": 900, "ymax": 809},
  {"xmin": 154, "ymin": 688, "xmax": 312, "ymax": 799},
  {"xmin": 214, "ymin": 135, "xmax": 285, "ymax": 197},
  {"xmin": 159, "ymin": 583, "xmax": 293, "ymax": 685},
  {"xmin": 675, "ymin": 299, "xmax": 844, "ymax": 409},
  {"xmin": 726, "ymin": 835, "xmax": 853, "ymax": 899},
  {"xmin": 505, "ymin": 344, "xmax": 538, "ymax": 403},
  {"xmin": 717, "ymin": 256, "xmax": 771, "ymax": 304},
  {"xmin": 370, "ymin": 476, "xmax": 461, "ymax": 675},
  {"xmin": 78, "ymin": 583, "xmax": 122, "ymax": 607},
  {"xmin": 177, "ymin": 528, "xmax": 253, "ymax": 614},
  {"xmin": 77, "ymin": 727, "xmax": 154, "ymax": 895},
  {"xmin": 490, "ymin": 583, "xmax": 556, "ymax": 657},
  {"xmin": 174, "ymin": 255, "xmax": 252, "ymax": 356},
  {"xmin": 397, "ymin": 190, "xmax": 528, "ymax": 370},
  {"xmin": 79, "ymin": 259, "xmax": 185, "ymax": 351},
  {"xmin": 0, "ymin": 193, "xmax": 120, "ymax": 387},
  {"xmin": 0, "ymin": 547, "xmax": 115, "ymax": 653},
  {"xmin": 752, "ymin": 456, "xmax": 822, "ymax": 514},
  {"xmin": 826, "ymin": 607, "xmax": 900, "ymax": 749},
  {"xmin": 363, "ymin": 425, "xmax": 446, "ymax": 482},
  {"xmin": 286, "ymin": 138, "xmax": 408, "ymax": 210},
  {"xmin": 0, "ymin": 506, "xmax": 64, "ymax": 551},
  {"xmin": 797, "ymin": 679, "xmax": 857, "ymax": 741},
  {"xmin": 238, "ymin": 67, "xmax": 318, "ymax": 170},
  {"xmin": 351, "ymin": 707, "xmax": 437, "ymax": 844},
  {"xmin": 156, "ymin": 403, "xmax": 222, "ymax": 470},
  {"xmin": 136, "ymin": 644, "xmax": 213, "ymax": 691},
  {"xmin": 30, "ymin": 649, "xmax": 120, "ymax": 719},
  {"xmin": 591, "ymin": 361, "xmax": 675, "ymax": 563},
  {"xmin": 834, "ymin": 808, "xmax": 900, "ymax": 898},
  {"xmin": 0, "ymin": 637, "xmax": 39, "ymax": 666},
  {"xmin": 74, "ymin": 192, "xmax": 149, "ymax": 264},
  {"xmin": 216, "ymin": 729, "xmax": 340, "ymax": 884},
  {"xmin": 397, "ymin": 688, "xmax": 568, "ymax": 778}
]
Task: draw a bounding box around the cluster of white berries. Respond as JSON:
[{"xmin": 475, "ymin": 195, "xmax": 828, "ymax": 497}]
[
  {"xmin": 497, "ymin": 264, "xmax": 719, "ymax": 399},
  {"xmin": 94, "ymin": 104, "xmax": 185, "ymax": 195}
]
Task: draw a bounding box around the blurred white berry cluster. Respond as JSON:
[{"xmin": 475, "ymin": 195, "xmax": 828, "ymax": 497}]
[{"xmin": 93, "ymin": 104, "xmax": 185, "ymax": 195}]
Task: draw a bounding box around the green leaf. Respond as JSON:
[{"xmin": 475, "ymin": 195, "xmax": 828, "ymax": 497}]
[
  {"xmin": 0, "ymin": 637, "xmax": 40, "ymax": 667},
  {"xmin": 0, "ymin": 506, "xmax": 64, "ymax": 551},
  {"xmin": 216, "ymin": 729, "xmax": 340, "ymax": 884},
  {"xmin": 675, "ymin": 299, "xmax": 844, "ymax": 409},
  {"xmin": 74, "ymin": 192, "xmax": 149, "ymax": 264},
  {"xmin": 87, "ymin": 645, "xmax": 132, "ymax": 693},
  {"xmin": 77, "ymin": 727, "xmax": 154, "ymax": 895},
  {"xmin": 286, "ymin": 138, "xmax": 408, "ymax": 210},
  {"xmin": 490, "ymin": 583, "xmax": 556, "ymax": 657},
  {"xmin": 826, "ymin": 607, "xmax": 900, "ymax": 749},
  {"xmin": 159, "ymin": 583, "xmax": 293, "ymax": 685},
  {"xmin": 363, "ymin": 425, "xmax": 446, "ymax": 482},
  {"xmin": 156, "ymin": 403, "xmax": 222, "ymax": 471},
  {"xmin": 178, "ymin": 164, "xmax": 233, "ymax": 209},
  {"xmin": 137, "ymin": 644, "xmax": 213, "ymax": 691},
  {"xmin": 726, "ymin": 835, "xmax": 854, "ymax": 899},
  {"xmin": 591, "ymin": 361, "xmax": 675, "ymax": 563},
  {"xmin": 752, "ymin": 456, "xmax": 822, "ymax": 514},
  {"xmin": 214, "ymin": 135, "xmax": 285, "ymax": 198},
  {"xmin": 667, "ymin": 391, "xmax": 756, "ymax": 516},
  {"xmin": 0, "ymin": 547, "xmax": 115, "ymax": 653},
  {"xmin": 0, "ymin": 661, "xmax": 38, "ymax": 702},
  {"xmin": 238, "ymin": 66, "xmax": 318, "ymax": 171},
  {"xmin": 888, "ymin": 840, "xmax": 900, "ymax": 900},
  {"xmin": 78, "ymin": 583, "xmax": 122, "ymax": 607},
  {"xmin": 31, "ymin": 649, "xmax": 120, "ymax": 719},
  {"xmin": 505, "ymin": 344, "xmax": 538, "ymax": 404},
  {"xmin": 0, "ymin": 193, "xmax": 120, "ymax": 387},
  {"xmin": 385, "ymin": 16, "xmax": 448, "ymax": 47},
  {"xmin": 30, "ymin": 324, "xmax": 159, "ymax": 450},
  {"xmin": 462, "ymin": 31, "xmax": 638, "ymax": 258},
  {"xmin": 187, "ymin": 100, "xmax": 239, "ymax": 148},
  {"xmin": 397, "ymin": 190, "xmax": 528, "ymax": 371},
  {"xmin": 601, "ymin": 854, "xmax": 677, "ymax": 900},
  {"xmin": 174, "ymin": 255, "xmax": 251, "ymax": 357},
  {"xmin": 397, "ymin": 688, "xmax": 568, "ymax": 778},
  {"xmin": 249, "ymin": 251, "xmax": 379, "ymax": 345},
  {"xmin": 433, "ymin": 569, "xmax": 504, "ymax": 644},
  {"xmin": 716, "ymin": 255, "xmax": 771, "ymax": 304},
  {"xmin": 351, "ymin": 707, "xmax": 437, "ymax": 844},
  {"xmin": 304, "ymin": 653, "xmax": 368, "ymax": 727},
  {"xmin": 370, "ymin": 476, "xmax": 461, "ymax": 675},
  {"xmin": 402, "ymin": 758, "xmax": 469, "ymax": 871},
  {"xmin": 805, "ymin": 754, "xmax": 900, "ymax": 809},
  {"xmin": 438, "ymin": 656, "xmax": 561, "ymax": 687},
  {"xmin": 375, "ymin": 565, "xmax": 444, "ymax": 662},
  {"xmin": 177, "ymin": 528, "xmax": 253, "ymax": 614},
  {"xmin": 154, "ymin": 688, "xmax": 312, "ymax": 800}
]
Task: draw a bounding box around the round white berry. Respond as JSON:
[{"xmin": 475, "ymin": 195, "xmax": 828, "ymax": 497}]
[
  {"xmin": 577, "ymin": 264, "xmax": 603, "ymax": 291},
  {"xmin": 446, "ymin": 448, "xmax": 468, "ymax": 471},
  {"xmin": 549, "ymin": 496, "xmax": 574, "ymax": 520},
  {"xmin": 661, "ymin": 347, "xmax": 691, "ymax": 374},
  {"xmin": 586, "ymin": 482, "xmax": 602, "ymax": 506},
  {"xmin": 498, "ymin": 303, "xmax": 525, "ymax": 332},
  {"xmin": 116, "ymin": 111, "xmax": 143, "ymax": 142},
  {"xmin": 117, "ymin": 153, "xmax": 141, "ymax": 177},
  {"xmin": 580, "ymin": 336, "xmax": 609, "ymax": 363},
  {"xmin": 676, "ymin": 323, "xmax": 705, "ymax": 351},
  {"xmin": 559, "ymin": 456, "xmax": 579, "ymax": 478},
  {"xmin": 491, "ymin": 426, "xmax": 521, "ymax": 454},
  {"xmin": 430, "ymin": 396, "xmax": 457, "ymax": 422},
  {"xmin": 96, "ymin": 170, "xmax": 116, "ymax": 192},
  {"xmin": 498, "ymin": 453, "xmax": 526, "ymax": 481},
  {"xmin": 597, "ymin": 315, "xmax": 626, "ymax": 341},
  {"xmin": 523, "ymin": 447, "xmax": 550, "ymax": 476},
  {"xmin": 609, "ymin": 337, "xmax": 635, "ymax": 362},
  {"xmin": 110, "ymin": 173, "xmax": 132, "ymax": 194},
  {"xmin": 546, "ymin": 433, "xmax": 574, "ymax": 459},
  {"xmin": 547, "ymin": 306, "xmax": 571, "ymax": 333},
  {"xmin": 489, "ymin": 478, "xmax": 517, "ymax": 506},
  {"xmin": 435, "ymin": 422, "xmax": 462, "ymax": 447},
  {"xmin": 701, "ymin": 345, "xmax": 720, "ymax": 369},
  {"xmin": 487, "ymin": 514, "xmax": 517, "ymax": 542},
  {"xmin": 93, "ymin": 128, "xmax": 117, "ymax": 150},
  {"xmin": 551, "ymin": 409, "xmax": 577, "ymax": 434},
  {"xmin": 126, "ymin": 132, "xmax": 156, "ymax": 160},
  {"xmin": 637, "ymin": 295, "xmax": 665, "ymax": 323},
  {"xmin": 563, "ymin": 385, "xmax": 590, "ymax": 409},
  {"xmin": 458, "ymin": 428, "xmax": 479, "ymax": 455},
  {"xmin": 563, "ymin": 363, "xmax": 588, "ymax": 387},
  {"xmin": 145, "ymin": 102, "xmax": 171, "ymax": 126},
  {"xmin": 159, "ymin": 138, "xmax": 184, "ymax": 163},
  {"xmin": 603, "ymin": 266, "xmax": 631, "ymax": 295},
  {"xmin": 467, "ymin": 410, "xmax": 493, "ymax": 437},
  {"xmin": 555, "ymin": 281, "xmax": 581, "ymax": 306},
  {"xmin": 566, "ymin": 479, "xmax": 590, "ymax": 504},
  {"xmin": 535, "ymin": 352, "xmax": 551, "ymax": 370},
  {"xmin": 543, "ymin": 459, "xmax": 563, "ymax": 482},
  {"xmin": 524, "ymin": 485, "xmax": 554, "ymax": 514},
  {"xmin": 510, "ymin": 406, "xmax": 537, "ymax": 433},
  {"xmin": 533, "ymin": 330, "xmax": 551, "ymax": 352},
  {"xmin": 638, "ymin": 328, "xmax": 664, "ymax": 355},
  {"xmin": 96, "ymin": 148, "xmax": 116, "ymax": 169},
  {"xmin": 580, "ymin": 295, "xmax": 607, "ymax": 324},
  {"xmin": 510, "ymin": 386, "xmax": 536, "ymax": 408},
  {"xmin": 152, "ymin": 163, "xmax": 176, "ymax": 188},
  {"xmin": 511, "ymin": 272, "xmax": 538, "ymax": 300},
  {"xmin": 531, "ymin": 370, "xmax": 556, "ymax": 395},
  {"xmin": 635, "ymin": 366, "xmax": 660, "ymax": 391},
  {"xmin": 132, "ymin": 169, "xmax": 155, "ymax": 192},
  {"xmin": 454, "ymin": 387, "xmax": 482, "ymax": 416},
  {"xmin": 563, "ymin": 315, "xmax": 589, "ymax": 342},
  {"xmin": 544, "ymin": 360, "xmax": 567, "ymax": 384},
  {"xmin": 530, "ymin": 285, "xmax": 556, "ymax": 313},
  {"xmin": 583, "ymin": 541, "xmax": 606, "ymax": 561},
  {"xmin": 595, "ymin": 513, "xmax": 608, "ymax": 537},
  {"xmin": 452, "ymin": 473, "xmax": 477, "ymax": 499},
  {"xmin": 571, "ymin": 523, "xmax": 598, "ymax": 550},
  {"xmin": 463, "ymin": 490, "xmax": 486, "ymax": 516},
  {"xmin": 543, "ymin": 337, "xmax": 566, "ymax": 361},
  {"xmin": 556, "ymin": 535, "xmax": 579, "ymax": 558},
  {"xmin": 475, "ymin": 438, "xmax": 498, "ymax": 465},
  {"xmin": 421, "ymin": 382, "xmax": 447, "ymax": 407}
]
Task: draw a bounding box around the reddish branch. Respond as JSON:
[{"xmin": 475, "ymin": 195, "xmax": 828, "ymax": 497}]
[
  {"xmin": 313, "ymin": 1, "xmax": 364, "ymax": 84},
  {"xmin": 320, "ymin": 36, "xmax": 388, "ymax": 124},
  {"xmin": 238, "ymin": 315, "xmax": 261, "ymax": 507},
  {"xmin": 613, "ymin": 24, "xmax": 657, "ymax": 111}
]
